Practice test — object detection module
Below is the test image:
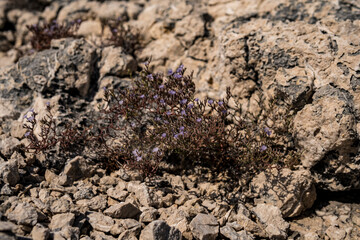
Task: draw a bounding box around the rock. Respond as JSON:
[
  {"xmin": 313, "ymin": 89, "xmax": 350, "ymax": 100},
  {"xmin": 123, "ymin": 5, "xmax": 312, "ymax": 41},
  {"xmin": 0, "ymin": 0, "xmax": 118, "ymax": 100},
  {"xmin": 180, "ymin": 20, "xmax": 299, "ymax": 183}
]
[
  {"xmin": 253, "ymin": 204, "xmax": 289, "ymax": 240},
  {"xmin": 74, "ymin": 187, "xmax": 94, "ymax": 201},
  {"xmin": 87, "ymin": 212, "xmax": 115, "ymax": 233},
  {"xmin": 63, "ymin": 156, "xmax": 94, "ymax": 182},
  {"xmin": 99, "ymin": 46, "xmax": 137, "ymax": 79},
  {"xmin": 50, "ymin": 199, "xmax": 71, "ymax": 214},
  {"xmin": 139, "ymin": 207, "xmax": 159, "ymax": 223},
  {"xmin": 166, "ymin": 209, "xmax": 189, "ymax": 235},
  {"xmin": 104, "ymin": 202, "xmax": 141, "ymax": 219},
  {"xmin": 174, "ymin": 14, "xmax": 205, "ymax": 48},
  {"xmin": 53, "ymin": 226, "xmax": 80, "ymax": 240},
  {"xmin": 49, "ymin": 213, "xmax": 75, "ymax": 230},
  {"xmin": 7, "ymin": 202, "xmax": 38, "ymax": 226},
  {"xmin": 220, "ymin": 226, "xmax": 241, "ymax": 240},
  {"xmin": 77, "ymin": 195, "xmax": 107, "ymax": 211},
  {"xmin": 325, "ymin": 226, "xmax": 346, "ymax": 240},
  {"xmin": 293, "ymin": 85, "xmax": 359, "ymax": 190},
  {"xmin": 139, "ymin": 220, "xmax": 182, "ymax": 240},
  {"xmin": 106, "ymin": 187, "xmax": 128, "ymax": 202},
  {"xmin": 249, "ymin": 168, "xmax": 316, "ymax": 217},
  {"xmin": 90, "ymin": 230, "xmax": 117, "ymax": 240},
  {"xmin": 0, "ymin": 159, "xmax": 20, "ymax": 186},
  {"xmin": 0, "ymin": 136, "xmax": 21, "ymax": 158},
  {"xmin": 127, "ymin": 182, "xmax": 158, "ymax": 207},
  {"xmin": 77, "ymin": 20, "xmax": 102, "ymax": 36},
  {"xmin": 31, "ymin": 224, "xmax": 50, "ymax": 240},
  {"xmin": 190, "ymin": 213, "xmax": 219, "ymax": 240},
  {"xmin": 110, "ymin": 219, "xmax": 141, "ymax": 236}
]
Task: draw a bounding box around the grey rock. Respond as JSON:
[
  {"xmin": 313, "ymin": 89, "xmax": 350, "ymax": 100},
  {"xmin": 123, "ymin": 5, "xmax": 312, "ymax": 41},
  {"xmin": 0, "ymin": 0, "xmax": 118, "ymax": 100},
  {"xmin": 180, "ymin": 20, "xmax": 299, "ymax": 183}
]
[
  {"xmin": 106, "ymin": 187, "xmax": 128, "ymax": 202},
  {"xmin": 139, "ymin": 220, "xmax": 182, "ymax": 240},
  {"xmin": 31, "ymin": 224, "xmax": 50, "ymax": 240},
  {"xmin": 220, "ymin": 226, "xmax": 240, "ymax": 240},
  {"xmin": 104, "ymin": 202, "xmax": 141, "ymax": 219},
  {"xmin": 90, "ymin": 230, "xmax": 117, "ymax": 240},
  {"xmin": 1, "ymin": 184, "xmax": 14, "ymax": 195},
  {"xmin": 190, "ymin": 213, "xmax": 219, "ymax": 240},
  {"xmin": 63, "ymin": 156, "xmax": 94, "ymax": 182},
  {"xmin": 127, "ymin": 182, "xmax": 158, "ymax": 207},
  {"xmin": 87, "ymin": 212, "xmax": 115, "ymax": 233},
  {"xmin": 53, "ymin": 226, "xmax": 80, "ymax": 240},
  {"xmin": 0, "ymin": 232, "xmax": 16, "ymax": 240},
  {"xmin": 253, "ymin": 204, "xmax": 289, "ymax": 240}
]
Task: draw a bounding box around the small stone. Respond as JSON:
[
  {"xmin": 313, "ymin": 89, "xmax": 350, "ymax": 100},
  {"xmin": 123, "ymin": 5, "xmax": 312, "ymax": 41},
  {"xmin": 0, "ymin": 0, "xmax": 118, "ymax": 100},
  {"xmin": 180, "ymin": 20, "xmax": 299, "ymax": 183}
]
[
  {"xmin": 104, "ymin": 202, "xmax": 141, "ymax": 219},
  {"xmin": 87, "ymin": 212, "xmax": 115, "ymax": 233},
  {"xmin": 50, "ymin": 199, "xmax": 71, "ymax": 214},
  {"xmin": 325, "ymin": 226, "xmax": 346, "ymax": 240},
  {"xmin": 253, "ymin": 204, "xmax": 289, "ymax": 240},
  {"xmin": 31, "ymin": 224, "xmax": 50, "ymax": 240},
  {"xmin": 49, "ymin": 213, "xmax": 75, "ymax": 230},
  {"xmin": 7, "ymin": 202, "xmax": 38, "ymax": 226},
  {"xmin": 139, "ymin": 207, "xmax": 159, "ymax": 223},
  {"xmin": 110, "ymin": 219, "xmax": 141, "ymax": 236},
  {"xmin": 139, "ymin": 220, "xmax": 182, "ymax": 240},
  {"xmin": 190, "ymin": 213, "xmax": 219, "ymax": 240},
  {"xmin": 0, "ymin": 159, "xmax": 20, "ymax": 186},
  {"xmin": 220, "ymin": 226, "xmax": 240, "ymax": 240}
]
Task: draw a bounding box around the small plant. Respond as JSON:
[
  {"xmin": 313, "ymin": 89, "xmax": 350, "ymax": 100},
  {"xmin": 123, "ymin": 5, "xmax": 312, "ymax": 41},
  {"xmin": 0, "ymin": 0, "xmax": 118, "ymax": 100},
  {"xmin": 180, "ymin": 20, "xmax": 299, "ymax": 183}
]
[
  {"xmin": 23, "ymin": 62, "xmax": 300, "ymax": 177},
  {"xmin": 26, "ymin": 19, "xmax": 81, "ymax": 51},
  {"xmin": 104, "ymin": 17, "xmax": 141, "ymax": 55}
]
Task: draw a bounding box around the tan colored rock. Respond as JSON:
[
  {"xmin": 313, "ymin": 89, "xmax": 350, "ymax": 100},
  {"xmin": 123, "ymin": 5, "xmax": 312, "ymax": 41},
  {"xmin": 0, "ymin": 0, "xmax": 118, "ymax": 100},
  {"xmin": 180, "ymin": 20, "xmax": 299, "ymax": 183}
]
[
  {"xmin": 249, "ymin": 168, "xmax": 316, "ymax": 218},
  {"xmin": 31, "ymin": 224, "xmax": 50, "ymax": 240},
  {"xmin": 49, "ymin": 213, "xmax": 75, "ymax": 230},
  {"xmin": 87, "ymin": 212, "xmax": 114, "ymax": 233}
]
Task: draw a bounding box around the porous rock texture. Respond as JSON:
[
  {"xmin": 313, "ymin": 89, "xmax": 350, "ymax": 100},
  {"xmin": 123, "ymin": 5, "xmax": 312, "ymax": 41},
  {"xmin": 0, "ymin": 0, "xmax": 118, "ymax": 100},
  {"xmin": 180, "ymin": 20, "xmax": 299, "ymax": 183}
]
[{"xmin": 0, "ymin": 0, "xmax": 360, "ymax": 239}]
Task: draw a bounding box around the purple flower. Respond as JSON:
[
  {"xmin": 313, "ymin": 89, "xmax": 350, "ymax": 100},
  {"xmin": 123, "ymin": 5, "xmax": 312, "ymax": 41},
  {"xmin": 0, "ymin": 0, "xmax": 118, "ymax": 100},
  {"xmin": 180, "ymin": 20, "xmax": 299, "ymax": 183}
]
[
  {"xmin": 174, "ymin": 134, "xmax": 179, "ymax": 139},
  {"xmin": 181, "ymin": 110, "xmax": 186, "ymax": 116},
  {"xmin": 131, "ymin": 123, "xmax": 136, "ymax": 127},
  {"xmin": 173, "ymin": 73, "xmax": 182, "ymax": 79},
  {"xmin": 153, "ymin": 94, "xmax": 159, "ymax": 99},
  {"xmin": 119, "ymin": 100, "xmax": 124, "ymax": 105},
  {"xmin": 76, "ymin": 19, "xmax": 82, "ymax": 24},
  {"xmin": 136, "ymin": 156, "xmax": 142, "ymax": 161},
  {"xmin": 159, "ymin": 84, "xmax": 165, "ymax": 89},
  {"xmin": 221, "ymin": 109, "xmax": 227, "ymax": 114},
  {"xmin": 132, "ymin": 149, "xmax": 140, "ymax": 156},
  {"xmin": 179, "ymin": 126, "xmax": 185, "ymax": 131},
  {"xmin": 196, "ymin": 118, "xmax": 202, "ymax": 122},
  {"xmin": 188, "ymin": 103, "xmax": 194, "ymax": 109},
  {"xmin": 27, "ymin": 116, "xmax": 34, "ymax": 122},
  {"xmin": 180, "ymin": 99, "xmax": 187, "ymax": 104},
  {"xmin": 195, "ymin": 98, "xmax": 199, "ymax": 102},
  {"xmin": 160, "ymin": 99, "xmax": 165, "ymax": 104},
  {"xmin": 103, "ymin": 87, "xmax": 107, "ymax": 91},
  {"xmin": 147, "ymin": 74, "xmax": 153, "ymax": 80},
  {"xmin": 163, "ymin": 120, "xmax": 169, "ymax": 124},
  {"xmin": 46, "ymin": 102, "xmax": 50, "ymax": 106},
  {"xmin": 218, "ymin": 101, "xmax": 224, "ymax": 106},
  {"xmin": 169, "ymin": 90, "xmax": 176, "ymax": 95},
  {"xmin": 167, "ymin": 69, "xmax": 173, "ymax": 75},
  {"xmin": 161, "ymin": 133, "xmax": 167, "ymax": 138},
  {"xmin": 208, "ymin": 99, "xmax": 214, "ymax": 104},
  {"xmin": 24, "ymin": 132, "xmax": 30, "ymax": 137},
  {"xmin": 112, "ymin": 28, "xmax": 118, "ymax": 33},
  {"xmin": 139, "ymin": 94, "xmax": 145, "ymax": 99},
  {"xmin": 166, "ymin": 111, "xmax": 172, "ymax": 115},
  {"xmin": 152, "ymin": 147, "xmax": 159, "ymax": 153},
  {"xmin": 176, "ymin": 64, "xmax": 184, "ymax": 73},
  {"xmin": 144, "ymin": 61, "xmax": 149, "ymax": 66},
  {"xmin": 260, "ymin": 145, "xmax": 267, "ymax": 152},
  {"xmin": 264, "ymin": 127, "xmax": 272, "ymax": 136},
  {"xmin": 29, "ymin": 108, "xmax": 34, "ymax": 113}
]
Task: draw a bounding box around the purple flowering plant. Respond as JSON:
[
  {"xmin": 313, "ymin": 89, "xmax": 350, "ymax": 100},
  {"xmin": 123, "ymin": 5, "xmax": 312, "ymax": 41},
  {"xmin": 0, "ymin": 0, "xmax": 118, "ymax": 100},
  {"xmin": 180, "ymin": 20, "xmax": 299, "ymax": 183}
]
[
  {"xmin": 26, "ymin": 19, "xmax": 81, "ymax": 51},
  {"xmin": 23, "ymin": 62, "xmax": 300, "ymax": 176}
]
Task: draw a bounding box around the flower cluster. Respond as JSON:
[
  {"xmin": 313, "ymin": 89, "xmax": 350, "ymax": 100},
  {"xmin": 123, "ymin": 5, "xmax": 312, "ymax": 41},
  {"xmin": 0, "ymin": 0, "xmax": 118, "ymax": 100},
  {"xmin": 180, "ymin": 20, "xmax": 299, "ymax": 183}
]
[
  {"xmin": 26, "ymin": 19, "xmax": 81, "ymax": 51},
  {"xmin": 23, "ymin": 62, "xmax": 300, "ymax": 176}
]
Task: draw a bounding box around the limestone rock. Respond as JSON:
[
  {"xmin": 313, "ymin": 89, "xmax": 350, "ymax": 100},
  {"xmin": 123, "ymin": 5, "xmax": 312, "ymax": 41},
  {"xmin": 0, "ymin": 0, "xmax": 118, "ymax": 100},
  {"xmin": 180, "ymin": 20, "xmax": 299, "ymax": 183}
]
[
  {"xmin": 0, "ymin": 159, "xmax": 20, "ymax": 186},
  {"xmin": 139, "ymin": 220, "xmax": 182, "ymax": 240},
  {"xmin": 104, "ymin": 202, "xmax": 141, "ymax": 219},
  {"xmin": 7, "ymin": 202, "xmax": 38, "ymax": 226},
  {"xmin": 49, "ymin": 213, "xmax": 75, "ymax": 230},
  {"xmin": 253, "ymin": 204, "xmax": 289, "ymax": 240},
  {"xmin": 31, "ymin": 223, "xmax": 50, "ymax": 240},
  {"xmin": 190, "ymin": 213, "xmax": 219, "ymax": 240},
  {"xmin": 249, "ymin": 168, "xmax": 316, "ymax": 218},
  {"xmin": 87, "ymin": 211, "xmax": 114, "ymax": 233}
]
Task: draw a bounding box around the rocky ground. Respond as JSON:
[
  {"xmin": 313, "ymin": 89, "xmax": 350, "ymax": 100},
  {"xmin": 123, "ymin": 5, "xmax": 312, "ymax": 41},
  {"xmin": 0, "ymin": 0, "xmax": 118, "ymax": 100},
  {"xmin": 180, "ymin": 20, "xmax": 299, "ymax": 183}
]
[{"xmin": 1, "ymin": 0, "xmax": 360, "ymax": 239}]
